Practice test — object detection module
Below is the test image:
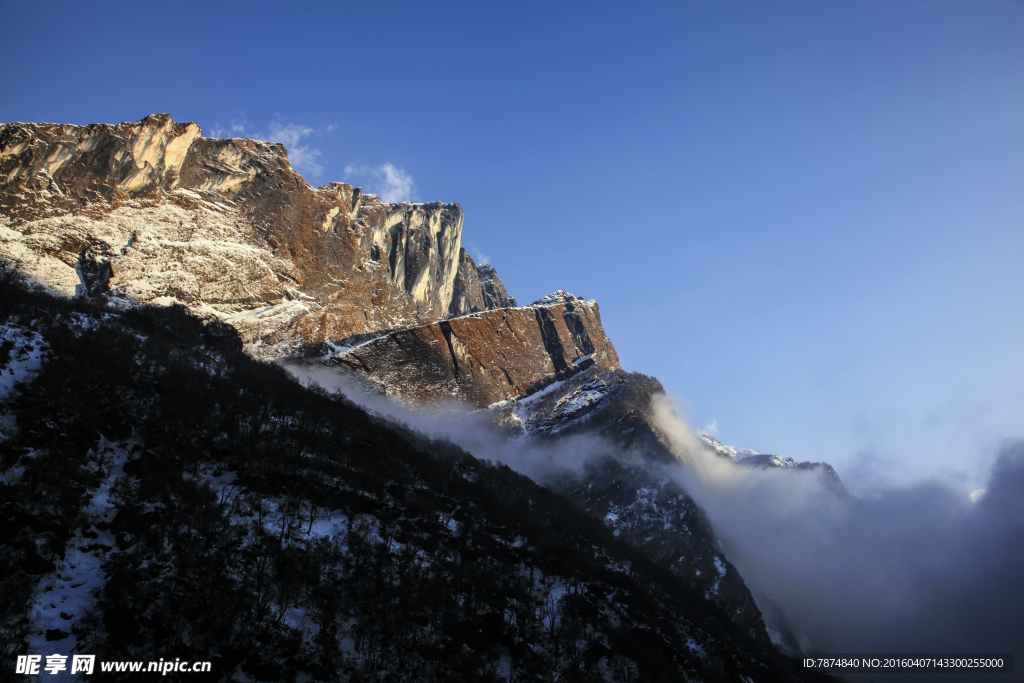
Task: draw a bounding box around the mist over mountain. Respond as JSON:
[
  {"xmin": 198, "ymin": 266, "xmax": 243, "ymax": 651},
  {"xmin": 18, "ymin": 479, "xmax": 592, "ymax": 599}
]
[{"xmin": 2, "ymin": 115, "xmax": 1021, "ymax": 682}]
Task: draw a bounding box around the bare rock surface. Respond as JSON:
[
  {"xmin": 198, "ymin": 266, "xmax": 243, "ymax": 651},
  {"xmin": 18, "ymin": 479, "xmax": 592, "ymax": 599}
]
[
  {"xmin": 0, "ymin": 114, "xmax": 508, "ymax": 357},
  {"xmin": 447, "ymin": 248, "xmax": 487, "ymax": 317},
  {"xmin": 310, "ymin": 294, "xmax": 620, "ymax": 407},
  {"xmin": 477, "ymin": 263, "xmax": 517, "ymax": 308}
]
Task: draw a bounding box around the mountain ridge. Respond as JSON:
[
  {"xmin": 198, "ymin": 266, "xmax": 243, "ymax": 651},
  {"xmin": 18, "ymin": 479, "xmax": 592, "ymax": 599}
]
[{"xmin": 0, "ymin": 115, "xmax": 515, "ymax": 357}]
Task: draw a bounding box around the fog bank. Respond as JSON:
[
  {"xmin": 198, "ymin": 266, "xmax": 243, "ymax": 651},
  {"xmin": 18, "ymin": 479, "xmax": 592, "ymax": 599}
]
[{"xmin": 652, "ymin": 395, "xmax": 1024, "ymax": 666}]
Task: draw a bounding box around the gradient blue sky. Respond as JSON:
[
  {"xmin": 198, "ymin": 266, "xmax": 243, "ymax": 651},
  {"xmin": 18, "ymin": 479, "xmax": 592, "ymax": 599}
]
[{"xmin": 3, "ymin": 0, "xmax": 1022, "ymax": 492}]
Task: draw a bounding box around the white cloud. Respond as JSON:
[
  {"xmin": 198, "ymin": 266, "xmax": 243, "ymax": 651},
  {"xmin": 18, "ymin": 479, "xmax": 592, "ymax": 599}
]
[
  {"xmin": 206, "ymin": 117, "xmax": 326, "ymax": 178},
  {"xmin": 651, "ymin": 395, "xmax": 1024, "ymax": 655},
  {"xmin": 343, "ymin": 163, "xmax": 417, "ymax": 203},
  {"xmin": 703, "ymin": 418, "xmax": 719, "ymax": 435},
  {"xmin": 462, "ymin": 242, "xmax": 491, "ymax": 265},
  {"xmin": 209, "ymin": 116, "xmax": 249, "ymax": 139},
  {"xmin": 267, "ymin": 121, "xmax": 323, "ymax": 177}
]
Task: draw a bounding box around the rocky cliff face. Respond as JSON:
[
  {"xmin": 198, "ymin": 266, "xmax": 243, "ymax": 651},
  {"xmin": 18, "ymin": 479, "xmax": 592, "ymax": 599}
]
[
  {"xmin": 448, "ymin": 248, "xmax": 486, "ymax": 316},
  {"xmin": 477, "ymin": 263, "xmax": 517, "ymax": 309},
  {"xmin": 448, "ymin": 251, "xmax": 518, "ymax": 317},
  {"xmin": 308, "ymin": 293, "xmax": 620, "ymax": 407},
  {"xmin": 0, "ymin": 114, "xmax": 509, "ymax": 357}
]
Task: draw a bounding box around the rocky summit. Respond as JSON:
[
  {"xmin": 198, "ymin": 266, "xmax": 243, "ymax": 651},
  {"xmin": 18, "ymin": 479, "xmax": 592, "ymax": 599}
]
[{"xmin": 0, "ymin": 114, "xmax": 515, "ymax": 357}]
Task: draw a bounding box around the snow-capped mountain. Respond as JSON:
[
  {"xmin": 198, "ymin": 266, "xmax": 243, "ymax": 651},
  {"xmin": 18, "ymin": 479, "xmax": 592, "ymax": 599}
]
[
  {"xmin": 701, "ymin": 434, "xmax": 851, "ymax": 498},
  {"xmin": 700, "ymin": 433, "xmax": 760, "ymax": 460}
]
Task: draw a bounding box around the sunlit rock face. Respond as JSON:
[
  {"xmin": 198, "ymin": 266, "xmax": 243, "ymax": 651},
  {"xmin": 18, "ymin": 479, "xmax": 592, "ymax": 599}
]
[
  {"xmin": 0, "ymin": 114, "xmax": 504, "ymax": 357},
  {"xmin": 310, "ymin": 294, "xmax": 621, "ymax": 407}
]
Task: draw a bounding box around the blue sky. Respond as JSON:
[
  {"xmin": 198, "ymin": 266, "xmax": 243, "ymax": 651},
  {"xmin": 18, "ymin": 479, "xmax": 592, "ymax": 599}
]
[{"xmin": 3, "ymin": 0, "xmax": 1022, "ymax": 492}]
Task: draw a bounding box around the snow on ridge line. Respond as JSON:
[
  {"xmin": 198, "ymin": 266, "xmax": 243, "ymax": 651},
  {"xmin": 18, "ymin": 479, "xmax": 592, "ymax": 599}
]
[
  {"xmin": 700, "ymin": 433, "xmax": 759, "ymax": 459},
  {"xmin": 530, "ymin": 290, "xmax": 584, "ymax": 307}
]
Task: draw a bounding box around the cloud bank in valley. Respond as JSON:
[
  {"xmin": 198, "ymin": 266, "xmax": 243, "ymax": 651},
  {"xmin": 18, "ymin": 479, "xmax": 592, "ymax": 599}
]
[
  {"xmin": 651, "ymin": 395, "xmax": 1024, "ymax": 675},
  {"xmin": 281, "ymin": 364, "xmax": 613, "ymax": 483}
]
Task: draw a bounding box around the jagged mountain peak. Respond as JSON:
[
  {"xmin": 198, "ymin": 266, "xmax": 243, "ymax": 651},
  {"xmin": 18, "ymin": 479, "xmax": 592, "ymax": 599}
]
[
  {"xmin": 474, "ymin": 262, "xmax": 517, "ymax": 309},
  {"xmin": 530, "ymin": 290, "xmax": 583, "ymax": 307},
  {"xmin": 1, "ymin": 114, "xmax": 838, "ymax": 681}
]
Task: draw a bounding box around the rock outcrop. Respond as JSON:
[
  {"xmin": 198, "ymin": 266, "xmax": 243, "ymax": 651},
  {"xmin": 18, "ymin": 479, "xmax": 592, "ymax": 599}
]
[
  {"xmin": 313, "ymin": 294, "xmax": 620, "ymax": 407},
  {"xmin": 478, "ymin": 263, "xmax": 517, "ymax": 309},
  {"xmin": 0, "ymin": 114, "xmax": 511, "ymax": 356},
  {"xmin": 448, "ymin": 248, "xmax": 486, "ymax": 317}
]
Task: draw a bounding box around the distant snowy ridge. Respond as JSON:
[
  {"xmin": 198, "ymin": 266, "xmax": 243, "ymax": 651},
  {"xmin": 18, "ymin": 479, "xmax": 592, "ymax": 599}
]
[
  {"xmin": 700, "ymin": 433, "xmax": 759, "ymax": 459},
  {"xmin": 701, "ymin": 434, "xmax": 852, "ymax": 498}
]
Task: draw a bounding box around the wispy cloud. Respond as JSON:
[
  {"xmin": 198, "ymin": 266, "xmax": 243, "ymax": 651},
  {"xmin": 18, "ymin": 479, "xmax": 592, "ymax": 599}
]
[
  {"xmin": 702, "ymin": 418, "xmax": 719, "ymax": 435},
  {"xmin": 463, "ymin": 243, "xmax": 491, "ymax": 265},
  {"xmin": 207, "ymin": 116, "xmax": 326, "ymax": 178},
  {"xmin": 343, "ymin": 163, "xmax": 417, "ymax": 203},
  {"xmin": 267, "ymin": 121, "xmax": 323, "ymax": 177},
  {"xmin": 209, "ymin": 115, "xmax": 250, "ymax": 139}
]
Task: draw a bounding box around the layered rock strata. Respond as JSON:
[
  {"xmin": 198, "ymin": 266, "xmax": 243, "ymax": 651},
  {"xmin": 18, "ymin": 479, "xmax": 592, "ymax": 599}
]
[
  {"xmin": 318, "ymin": 294, "xmax": 620, "ymax": 406},
  {"xmin": 0, "ymin": 114, "xmax": 509, "ymax": 356}
]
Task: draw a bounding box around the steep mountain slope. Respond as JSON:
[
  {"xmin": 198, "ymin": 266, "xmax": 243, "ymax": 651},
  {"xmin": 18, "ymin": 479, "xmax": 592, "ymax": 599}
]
[
  {"xmin": 0, "ymin": 271, "xmax": 830, "ymax": 682},
  {"xmin": 0, "ymin": 115, "xmax": 512, "ymax": 357}
]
